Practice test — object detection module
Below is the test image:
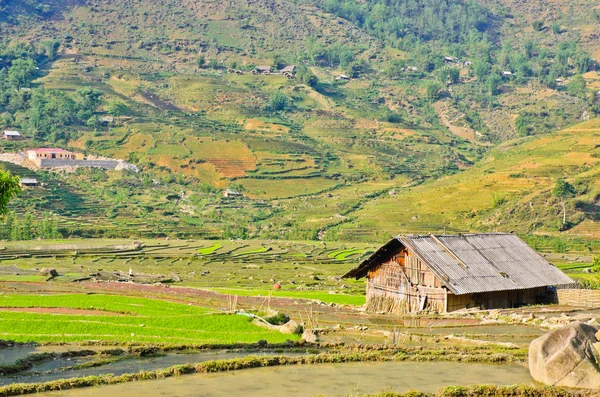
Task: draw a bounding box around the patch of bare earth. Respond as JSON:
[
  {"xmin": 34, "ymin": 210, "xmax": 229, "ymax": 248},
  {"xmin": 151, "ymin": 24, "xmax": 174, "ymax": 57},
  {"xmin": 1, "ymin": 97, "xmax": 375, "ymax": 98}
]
[{"xmin": 0, "ymin": 307, "xmax": 125, "ymax": 316}]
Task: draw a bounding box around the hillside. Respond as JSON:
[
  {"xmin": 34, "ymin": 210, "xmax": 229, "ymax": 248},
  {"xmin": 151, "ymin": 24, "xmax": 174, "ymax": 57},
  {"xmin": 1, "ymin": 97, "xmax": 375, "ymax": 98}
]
[
  {"xmin": 331, "ymin": 119, "xmax": 600, "ymax": 240},
  {"xmin": 0, "ymin": 0, "xmax": 599, "ymax": 242}
]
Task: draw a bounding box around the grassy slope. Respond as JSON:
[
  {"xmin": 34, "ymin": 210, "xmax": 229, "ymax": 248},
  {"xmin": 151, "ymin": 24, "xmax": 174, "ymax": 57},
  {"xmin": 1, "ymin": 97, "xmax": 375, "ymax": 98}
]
[
  {"xmin": 0, "ymin": 0, "xmax": 599, "ymax": 242},
  {"xmin": 334, "ymin": 119, "xmax": 600, "ymax": 239}
]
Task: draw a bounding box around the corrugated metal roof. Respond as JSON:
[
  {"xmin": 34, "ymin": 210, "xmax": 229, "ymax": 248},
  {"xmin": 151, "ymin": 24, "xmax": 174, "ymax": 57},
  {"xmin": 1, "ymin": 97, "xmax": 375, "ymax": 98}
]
[{"xmin": 343, "ymin": 233, "xmax": 574, "ymax": 295}]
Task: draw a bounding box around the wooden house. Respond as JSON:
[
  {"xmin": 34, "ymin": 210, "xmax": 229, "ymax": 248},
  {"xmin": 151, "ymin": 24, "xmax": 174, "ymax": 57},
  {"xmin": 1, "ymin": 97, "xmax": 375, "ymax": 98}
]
[{"xmin": 343, "ymin": 233, "xmax": 574, "ymax": 313}]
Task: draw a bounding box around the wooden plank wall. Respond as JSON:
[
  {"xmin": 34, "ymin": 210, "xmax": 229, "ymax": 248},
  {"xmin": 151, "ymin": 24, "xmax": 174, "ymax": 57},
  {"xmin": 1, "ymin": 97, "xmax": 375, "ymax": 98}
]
[
  {"xmin": 446, "ymin": 287, "xmax": 548, "ymax": 312},
  {"xmin": 366, "ymin": 249, "xmax": 446, "ymax": 313}
]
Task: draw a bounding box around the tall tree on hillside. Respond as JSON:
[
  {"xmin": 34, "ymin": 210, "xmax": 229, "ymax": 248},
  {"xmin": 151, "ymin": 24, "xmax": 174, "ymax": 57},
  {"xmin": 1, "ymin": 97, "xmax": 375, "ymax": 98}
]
[
  {"xmin": 552, "ymin": 179, "xmax": 576, "ymax": 227},
  {"xmin": 0, "ymin": 171, "xmax": 20, "ymax": 216}
]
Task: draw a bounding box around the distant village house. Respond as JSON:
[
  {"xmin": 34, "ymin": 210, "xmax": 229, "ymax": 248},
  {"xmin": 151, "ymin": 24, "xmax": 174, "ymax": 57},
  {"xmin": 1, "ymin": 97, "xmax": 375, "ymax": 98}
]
[
  {"xmin": 254, "ymin": 66, "xmax": 271, "ymax": 75},
  {"xmin": 281, "ymin": 65, "xmax": 296, "ymax": 74},
  {"xmin": 223, "ymin": 189, "xmax": 243, "ymax": 198},
  {"xmin": 19, "ymin": 177, "xmax": 38, "ymax": 188},
  {"xmin": 3, "ymin": 130, "xmax": 20, "ymax": 140},
  {"xmin": 27, "ymin": 148, "xmax": 77, "ymax": 161},
  {"xmin": 343, "ymin": 233, "xmax": 574, "ymax": 313}
]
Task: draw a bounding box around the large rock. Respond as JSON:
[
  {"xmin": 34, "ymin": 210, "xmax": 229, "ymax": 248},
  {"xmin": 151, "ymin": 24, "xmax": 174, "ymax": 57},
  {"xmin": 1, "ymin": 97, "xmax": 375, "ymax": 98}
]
[
  {"xmin": 40, "ymin": 268, "xmax": 58, "ymax": 277},
  {"xmin": 280, "ymin": 320, "xmax": 303, "ymax": 335},
  {"xmin": 529, "ymin": 321, "xmax": 600, "ymax": 388}
]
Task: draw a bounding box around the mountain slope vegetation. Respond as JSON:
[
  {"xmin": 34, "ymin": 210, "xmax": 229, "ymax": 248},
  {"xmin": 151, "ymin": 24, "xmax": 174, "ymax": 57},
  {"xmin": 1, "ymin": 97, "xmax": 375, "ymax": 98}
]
[{"xmin": 0, "ymin": 0, "xmax": 599, "ymax": 242}]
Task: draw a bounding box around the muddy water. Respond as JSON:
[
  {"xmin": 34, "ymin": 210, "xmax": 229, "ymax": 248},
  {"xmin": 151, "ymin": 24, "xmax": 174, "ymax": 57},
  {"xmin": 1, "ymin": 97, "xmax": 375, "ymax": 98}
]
[
  {"xmin": 0, "ymin": 351, "xmax": 304, "ymax": 386},
  {"xmin": 0, "ymin": 345, "xmax": 94, "ymax": 364},
  {"xmin": 39, "ymin": 361, "xmax": 533, "ymax": 397}
]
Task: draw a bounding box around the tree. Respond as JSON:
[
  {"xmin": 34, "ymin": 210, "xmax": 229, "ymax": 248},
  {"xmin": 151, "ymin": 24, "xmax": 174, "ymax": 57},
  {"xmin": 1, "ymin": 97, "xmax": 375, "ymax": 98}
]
[
  {"xmin": 424, "ymin": 80, "xmax": 442, "ymax": 101},
  {"xmin": 532, "ymin": 21, "xmax": 544, "ymax": 31},
  {"xmin": 551, "ymin": 22, "xmax": 561, "ymax": 35},
  {"xmin": 196, "ymin": 55, "xmax": 205, "ymax": 68},
  {"xmin": 208, "ymin": 59, "xmax": 219, "ymax": 69},
  {"xmin": 7, "ymin": 58, "xmax": 37, "ymax": 89},
  {"xmin": 567, "ymin": 75, "xmax": 587, "ymax": 98},
  {"xmin": 487, "ymin": 74, "xmax": 502, "ymax": 96},
  {"xmin": 296, "ymin": 65, "xmax": 318, "ymax": 87},
  {"xmin": 0, "ymin": 171, "xmax": 20, "ymax": 216},
  {"xmin": 552, "ymin": 179, "xmax": 576, "ymax": 227},
  {"xmin": 77, "ymin": 88, "xmax": 103, "ymax": 113},
  {"xmin": 107, "ymin": 100, "xmax": 128, "ymax": 117},
  {"xmin": 269, "ymin": 91, "xmax": 287, "ymax": 111},
  {"xmin": 472, "ymin": 60, "xmax": 490, "ymax": 82},
  {"xmin": 43, "ymin": 40, "xmax": 60, "ymax": 61}
]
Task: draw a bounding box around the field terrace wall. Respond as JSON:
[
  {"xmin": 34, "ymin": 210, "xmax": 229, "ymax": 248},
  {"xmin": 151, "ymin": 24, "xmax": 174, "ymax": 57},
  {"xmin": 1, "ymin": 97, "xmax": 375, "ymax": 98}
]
[
  {"xmin": 37, "ymin": 159, "xmax": 120, "ymax": 170},
  {"xmin": 554, "ymin": 289, "xmax": 600, "ymax": 308}
]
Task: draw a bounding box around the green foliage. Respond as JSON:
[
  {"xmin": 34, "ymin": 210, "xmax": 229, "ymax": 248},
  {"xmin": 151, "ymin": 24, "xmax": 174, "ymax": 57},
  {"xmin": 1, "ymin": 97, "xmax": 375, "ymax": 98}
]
[
  {"xmin": 552, "ymin": 179, "xmax": 576, "ymax": 200},
  {"xmin": 196, "ymin": 55, "xmax": 205, "ymax": 68},
  {"xmin": 269, "ymin": 91, "xmax": 288, "ymax": 111},
  {"xmin": 321, "ymin": 0, "xmax": 491, "ymax": 45},
  {"xmin": 7, "ymin": 58, "xmax": 36, "ymax": 89},
  {"xmin": 532, "ymin": 21, "xmax": 544, "ymax": 31},
  {"xmin": 0, "ymin": 171, "xmax": 20, "ymax": 216},
  {"xmin": 107, "ymin": 100, "xmax": 128, "ymax": 117},
  {"xmin": 551, "ymin": 22, "xmax": 561, "ymax": 35},
  {"xmin": 486, "ymin": 74, "xmax": 502, "ymax": 96},
  {"xmin": 553, "ymin": 178, "xmax": 576, "ymax": 227},
  {"xmin": 424, "ymin": 80, "xmax": 442, "ymax": 101},
  {"xmin": 296, "ymin": 65, "xmax": 318, "ymax": 87},
  {"xmin": 592, "ymin": 256, "xmax": 600, "ymax": 273}
]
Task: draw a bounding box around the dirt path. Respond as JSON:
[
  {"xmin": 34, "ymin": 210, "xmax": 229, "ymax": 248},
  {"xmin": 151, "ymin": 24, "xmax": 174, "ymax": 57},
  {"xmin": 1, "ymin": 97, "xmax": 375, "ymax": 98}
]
[{"xmin": 434, "ymin": 102, "xmax": 477, "ymax": 142}]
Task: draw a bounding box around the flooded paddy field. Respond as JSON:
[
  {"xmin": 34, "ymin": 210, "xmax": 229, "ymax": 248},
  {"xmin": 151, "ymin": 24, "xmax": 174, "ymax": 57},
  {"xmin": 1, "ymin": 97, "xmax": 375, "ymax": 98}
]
[
  {"xmin": 0, "ymin": 349, "xmax": 307, "ymax": 386},
  {"xmin": 34, "ymin": 361, "xmax": 534, "ymax": 397}
]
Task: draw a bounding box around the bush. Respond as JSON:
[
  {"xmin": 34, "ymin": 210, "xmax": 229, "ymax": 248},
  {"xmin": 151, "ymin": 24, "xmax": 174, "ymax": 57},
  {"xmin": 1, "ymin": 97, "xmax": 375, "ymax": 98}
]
[
  {"xmin": 269, "ymin": 91, "xmax": 288, "ymax": 111},
  {"xmin": 265, "ymin": 312, "xmax": 290, "ymax": 325}
]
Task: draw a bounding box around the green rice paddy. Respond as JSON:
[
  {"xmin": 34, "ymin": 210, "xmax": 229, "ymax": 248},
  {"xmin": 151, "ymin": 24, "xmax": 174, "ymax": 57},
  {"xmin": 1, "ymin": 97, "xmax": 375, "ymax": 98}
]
[{"xmin": 0, "ymin": 294, "xmax": 297, "ymax": 344}]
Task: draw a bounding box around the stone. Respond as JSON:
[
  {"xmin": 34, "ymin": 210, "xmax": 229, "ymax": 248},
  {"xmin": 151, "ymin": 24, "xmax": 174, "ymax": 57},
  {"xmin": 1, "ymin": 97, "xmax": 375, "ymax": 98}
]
[
  {"xmin": 40, "ymin": 268, "xmax": 58, "ymax": 277},
  {"xmin": 302, "ymin": 329, "xmax": 318, "ymax": 343},
  {"xmin": 280, "ymin": 320, "xmax": 303, "ymax": 335},
  {"xmin": 529, "ymin": 321, "xmax": 600, "ymax": 389}
]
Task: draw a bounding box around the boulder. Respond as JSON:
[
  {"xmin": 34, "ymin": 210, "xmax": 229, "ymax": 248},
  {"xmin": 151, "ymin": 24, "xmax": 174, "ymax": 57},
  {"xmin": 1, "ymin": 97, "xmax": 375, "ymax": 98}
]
[
  {"xmin": 302, "ymin": 328, "xmax": 318, "ymax": 343},
  {"xmin": 529, "ymin": 321, "xmax": 600, "ymax": 388},
  {"xmin": 40, "ymin": 268, "xmax": 58, "ymax": 277},
  {"xmin": 280, "ymin": 320, "xmax": 303, "ymax": 335}
]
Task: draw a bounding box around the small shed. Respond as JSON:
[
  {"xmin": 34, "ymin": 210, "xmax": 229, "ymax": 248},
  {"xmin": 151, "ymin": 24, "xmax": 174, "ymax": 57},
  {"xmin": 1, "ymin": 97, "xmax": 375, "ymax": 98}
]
[
  {"xmin": 343, "ymin": 233, "xmax": 574, "ymax": 313},
  {"xmin": 20, "ymin": 178, "xmax": 38, "ymax": 187},
  {"xmin": 223, "ymin": 189, "xmax": 243, "ymax": 198},
  {"xmin": 281, "ymin": 65, "xmax": 296, "ymax": 74},
  {"xmin": 3, "ymin": 130, "xmax": 20, "ymax": 140},
  {"xmin": 255, "ymin": 66, "xmax": 271, "ymax": 74}
]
